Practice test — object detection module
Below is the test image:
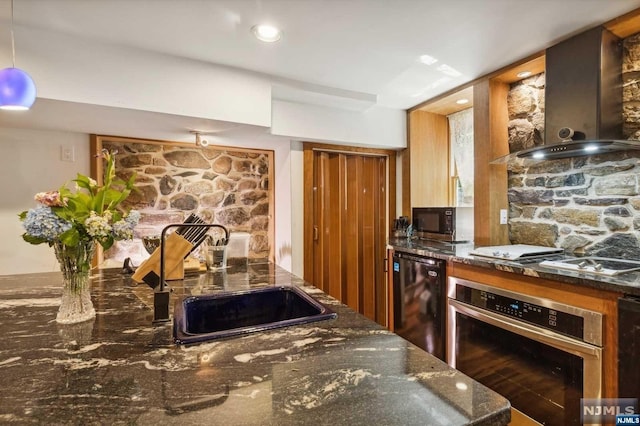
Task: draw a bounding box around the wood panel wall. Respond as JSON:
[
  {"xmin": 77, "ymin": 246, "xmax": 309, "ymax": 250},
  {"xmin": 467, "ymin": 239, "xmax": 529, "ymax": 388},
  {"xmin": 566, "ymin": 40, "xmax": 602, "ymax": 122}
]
[
  {"xmin": 473, "ymin": 80, "xmax": 510, "ymax": 246},
  {"xmin": 408, "ymin": 110, "xmax": 450, "ymax": 208}
]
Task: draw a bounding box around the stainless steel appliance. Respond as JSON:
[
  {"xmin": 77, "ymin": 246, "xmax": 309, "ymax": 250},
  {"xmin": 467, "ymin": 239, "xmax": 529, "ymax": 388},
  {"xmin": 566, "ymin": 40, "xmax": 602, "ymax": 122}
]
[
  {"xmin": 412, "ymin": 207, "xmax": 473, "ymax": 243},
  {"xmin": 470, "ymin": 244, "xmax": 563, "ymax": 261},
  {"xmin": 540, "ymin": 257, "xmax": 640, "ymax": 276},
  {"xmin": 392, "ymin": 251, "xmax": 446, "ymax": 361},
  {"xmin": 448, "ymin": 277, "xmax": 603, "ymax": 425}
]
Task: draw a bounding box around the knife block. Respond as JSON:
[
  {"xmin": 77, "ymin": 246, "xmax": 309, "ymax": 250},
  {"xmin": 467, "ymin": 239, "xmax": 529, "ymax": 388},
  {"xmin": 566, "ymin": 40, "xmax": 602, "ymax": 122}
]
[{"xmin": 132, "ymin": 232, "xmax": 194, "ymax": 287}]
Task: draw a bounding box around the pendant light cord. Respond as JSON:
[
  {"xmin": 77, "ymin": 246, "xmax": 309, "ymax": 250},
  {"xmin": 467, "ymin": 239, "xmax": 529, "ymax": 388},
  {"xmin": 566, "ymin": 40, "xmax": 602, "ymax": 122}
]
[{"xmin": 10, "ymin": 0, "xmax": 16, "ymax": 68}]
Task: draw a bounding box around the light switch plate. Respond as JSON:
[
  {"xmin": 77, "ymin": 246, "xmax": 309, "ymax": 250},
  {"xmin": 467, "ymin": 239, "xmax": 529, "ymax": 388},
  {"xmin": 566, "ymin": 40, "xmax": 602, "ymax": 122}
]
[
  {"xmin": 60, "ymin": 145, "xmax": 75, "ymax": 162},
  {"xmin": 500, "ymin": 209, "xmax": 508, "ymax": 225}
]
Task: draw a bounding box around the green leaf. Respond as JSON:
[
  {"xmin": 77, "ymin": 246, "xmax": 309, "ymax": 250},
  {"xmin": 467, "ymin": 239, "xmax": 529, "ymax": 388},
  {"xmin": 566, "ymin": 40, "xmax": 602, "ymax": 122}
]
[
  {"xmin": 18, "ymin": 211, "xmax": 27, "ymax": 220},
  {"xmin": 59, "ymin": 228, "xmax": 80, "ymax": 247},
  {"xmin": 22, "ymin": 233, "xmax": 48, "ymax": 245},
  {"xmin": 93, "ymin": 189, "xmax": 106, "ymax": 214},
  {"xmin": 111, "ymin": 210, "xmax": 123, "ymax": 222},
  {"xmin": 58, "ymin": 185, "xmax": 72, "ymax": 199},
  {"xmin": 103, "ymin": 188, "xmax": 127, "ymax": 210},
  {"xmin": 101, "ymin": 236, "xmax": 114, "ymax": 251},
  {"xmin": 74, "ymin": 174, "xmax": 93, "ymax": 191}
]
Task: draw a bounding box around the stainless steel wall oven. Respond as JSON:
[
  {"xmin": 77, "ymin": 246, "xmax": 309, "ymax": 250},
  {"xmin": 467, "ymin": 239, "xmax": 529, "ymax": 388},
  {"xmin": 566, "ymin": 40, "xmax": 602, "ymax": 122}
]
[{"xmin": 447, "ymin": 277, "xmax": 603, "ymax": 425}]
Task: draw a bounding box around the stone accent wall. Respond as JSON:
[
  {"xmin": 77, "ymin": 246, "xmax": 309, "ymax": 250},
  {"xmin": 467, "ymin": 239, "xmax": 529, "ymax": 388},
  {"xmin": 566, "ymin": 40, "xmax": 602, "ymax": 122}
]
[
  {"xmin": 506, "ymin": 33, "xmax": 640, "ymax": 258},
  {"xmin": 623, "ymin": 33, "xmax": 640, "ymax": 139},
  {"xmin": 507, "ymin": 73, "xmax": 545, "ymax": 152},
  {"xmin": 101, "ymin": 140, "xmax": 272, "ymax": 264}
]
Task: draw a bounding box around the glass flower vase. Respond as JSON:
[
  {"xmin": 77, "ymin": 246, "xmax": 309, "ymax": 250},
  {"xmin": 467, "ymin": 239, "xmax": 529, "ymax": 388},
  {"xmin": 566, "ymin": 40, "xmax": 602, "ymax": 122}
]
[{"xmin": 54, "ymin": 240, "xmax": 97, "ymax": 324}]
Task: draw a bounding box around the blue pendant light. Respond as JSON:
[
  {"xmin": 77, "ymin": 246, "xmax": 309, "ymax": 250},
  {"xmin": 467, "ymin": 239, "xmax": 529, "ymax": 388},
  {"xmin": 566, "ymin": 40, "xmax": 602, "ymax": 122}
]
[{"xmin": 0, "ymin": 0, "xmax": 36, "ymax": 111}]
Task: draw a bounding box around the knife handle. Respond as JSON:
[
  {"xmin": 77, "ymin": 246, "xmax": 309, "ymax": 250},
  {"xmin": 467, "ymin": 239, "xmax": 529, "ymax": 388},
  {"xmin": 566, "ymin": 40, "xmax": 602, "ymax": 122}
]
[{"xmin": 132, "ymin": 232, "xmax": 194, "ymax": 286}]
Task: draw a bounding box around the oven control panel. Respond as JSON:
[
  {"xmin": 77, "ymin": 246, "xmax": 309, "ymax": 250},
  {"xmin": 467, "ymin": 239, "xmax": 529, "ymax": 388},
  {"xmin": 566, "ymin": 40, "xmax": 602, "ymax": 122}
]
[{"xmin": 455, "ymin": 285, "xmax": 584, "ymax": 340}]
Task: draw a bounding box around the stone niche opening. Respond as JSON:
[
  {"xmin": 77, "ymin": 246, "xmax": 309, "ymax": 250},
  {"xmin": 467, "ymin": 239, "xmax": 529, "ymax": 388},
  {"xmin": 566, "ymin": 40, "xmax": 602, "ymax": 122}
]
[{"xmin": 93, "ymin": 135, "xmax": 274, "ymax": 266}]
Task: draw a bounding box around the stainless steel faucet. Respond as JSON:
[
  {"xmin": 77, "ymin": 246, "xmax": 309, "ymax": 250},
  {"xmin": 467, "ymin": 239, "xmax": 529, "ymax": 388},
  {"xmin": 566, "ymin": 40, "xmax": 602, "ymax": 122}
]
[{"xmin": 154, "ymin": 222, "xmax": 229, "ymax": 324}]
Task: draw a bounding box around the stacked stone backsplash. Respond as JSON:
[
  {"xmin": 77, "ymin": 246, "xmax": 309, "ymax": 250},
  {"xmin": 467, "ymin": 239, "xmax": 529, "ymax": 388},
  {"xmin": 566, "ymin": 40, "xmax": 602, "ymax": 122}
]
[
  {"xmin": 506, "ymin": 32, "xmax": 640, "ymax": 259},
  {"xmin": 101, "ymin": 140, "xmax": 272, "ymax": 264}
]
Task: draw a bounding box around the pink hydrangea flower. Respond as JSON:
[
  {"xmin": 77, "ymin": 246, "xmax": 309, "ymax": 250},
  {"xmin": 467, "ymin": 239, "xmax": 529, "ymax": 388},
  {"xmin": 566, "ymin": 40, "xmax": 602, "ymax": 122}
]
[{"xmin": 34, "ymin": 191, "xmax": 64, "ymax": 207}]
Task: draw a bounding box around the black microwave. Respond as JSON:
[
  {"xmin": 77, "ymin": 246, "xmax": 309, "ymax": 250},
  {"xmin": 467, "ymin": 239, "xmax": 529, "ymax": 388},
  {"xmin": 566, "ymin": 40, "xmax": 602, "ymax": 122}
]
[{"xmin": 412, "ymin": 207, "xmax": 474, "ymax": 243}]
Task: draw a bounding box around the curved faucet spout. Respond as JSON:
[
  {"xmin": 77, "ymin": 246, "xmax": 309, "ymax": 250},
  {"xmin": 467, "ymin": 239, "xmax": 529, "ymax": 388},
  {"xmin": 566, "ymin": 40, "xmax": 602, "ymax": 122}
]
[{"xmin": 154, "ymin": 221, "xmax": 229, "ymax": 324}]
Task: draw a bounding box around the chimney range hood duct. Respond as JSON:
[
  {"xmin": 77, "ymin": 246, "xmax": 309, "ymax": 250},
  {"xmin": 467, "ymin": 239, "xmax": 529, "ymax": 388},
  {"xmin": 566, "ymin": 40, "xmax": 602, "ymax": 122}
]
[{"xmin": 496, "ymin": 26, "xmax": 640, "ymax": 162}]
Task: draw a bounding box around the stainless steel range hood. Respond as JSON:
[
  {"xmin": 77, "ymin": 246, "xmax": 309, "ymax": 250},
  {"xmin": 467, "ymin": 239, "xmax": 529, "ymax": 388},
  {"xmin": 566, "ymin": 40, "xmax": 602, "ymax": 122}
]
[{"xmin": 497, "ymin": 26, "xmax": 640, "ymax": 162}]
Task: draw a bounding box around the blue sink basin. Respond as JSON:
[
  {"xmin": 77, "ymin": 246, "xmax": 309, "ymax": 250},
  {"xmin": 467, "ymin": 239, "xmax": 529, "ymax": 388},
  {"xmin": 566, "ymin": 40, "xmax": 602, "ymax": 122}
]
[{"xmin": 173, "ymin": 286, "xmax": 337, "ymax": 344}]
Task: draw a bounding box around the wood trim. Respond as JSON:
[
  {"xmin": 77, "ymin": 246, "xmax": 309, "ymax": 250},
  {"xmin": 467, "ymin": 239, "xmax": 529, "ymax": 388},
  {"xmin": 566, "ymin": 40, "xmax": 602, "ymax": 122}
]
[
  {"xmin": 604, "ymin": 7, "xmax": 640, "ymax": 38},
  {"xmin": 90, "ymin": 134, "xmax": 101, "ymax": 183},
  {"xmin": 402, "ymin": 115, "xmax": 411, "ymax": 217},
  {"xmin": 416, "ymin": 86, "xmax": 474, "ymax": 116},
  {"xmin": 473, "ymin": 79, "xmax": 509, "ymax": 246},
  {"xmin": 387, "ymin": 150, "xmax": 397, "ymax": 230},
  {"xmin": 266, "ymin": 149, "xmax": 275, "ymax": 262},
  {"xmin": 90, "ymin": 135, "xmax": 102, "ymax": 267},
  {"xmin": 94, "ymin": 134, "xmax": 271, "ymax": 155},
  {"xmin": 303, "ymin": 146, "xmax": 315, "ymax": 283},
  {"xmin": 492, "ymin": 55, "xmax": 545, "ymax": 84},
  {"xmin": 303, "ymin": 141, "xmax": 397, "ymax": 157},
  {"xmin": 448, "ymin": 262, "xmax": 620, "ymax": 399},
  {"xmin": 386, "ymin": 247, "xmax": 395, "ymax": 331},
  {"xmin": 376, "ymin": 157, "xmax": 388, "ymax": 325}
]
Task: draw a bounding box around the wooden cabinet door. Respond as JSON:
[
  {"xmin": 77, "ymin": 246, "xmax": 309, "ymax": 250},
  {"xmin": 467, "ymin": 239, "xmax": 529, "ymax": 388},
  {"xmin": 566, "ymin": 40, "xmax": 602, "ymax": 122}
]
[{"xmin": 306, "ymin": 149, "xmax": 388, "ymax": 325}]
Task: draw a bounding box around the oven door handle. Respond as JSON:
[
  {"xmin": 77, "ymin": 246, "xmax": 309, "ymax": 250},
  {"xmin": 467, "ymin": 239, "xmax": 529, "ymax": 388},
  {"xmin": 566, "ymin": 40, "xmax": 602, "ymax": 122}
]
[{"xmin": 449, "ymin": 299, "xmax": 602, "ymax": 358}]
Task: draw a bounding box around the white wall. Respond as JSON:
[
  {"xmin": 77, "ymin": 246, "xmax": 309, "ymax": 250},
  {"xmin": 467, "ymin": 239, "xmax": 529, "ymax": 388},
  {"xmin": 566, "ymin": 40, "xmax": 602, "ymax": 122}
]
[
  {"xmin": 15, "ymin": 26, "xmax": 272, "ymax": 127},
  {"xmin": 3, "ymin": 24, "xmax": 406, "ymax": 150},
  {"xmin": 0, "ymin": 127, "xmax": 298, "ymax": 276},
  {"xmin": 0, "ymin": 128, "xmax": 91, "ymax": 275},
  {"xmin": 271, "ymin": 100, "xmax": 406, "ymax": 149},
  {"xmin": 290, "ymin": 141, "xmax": 305, "ymax": 278}
]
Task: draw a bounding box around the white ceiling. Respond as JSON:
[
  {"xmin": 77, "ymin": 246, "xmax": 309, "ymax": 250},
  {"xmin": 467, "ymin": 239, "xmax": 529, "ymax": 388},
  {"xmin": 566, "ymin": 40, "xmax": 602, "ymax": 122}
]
[{"xmin": 2, "ymin": 0, "xmax": 640, "ymax": 141}]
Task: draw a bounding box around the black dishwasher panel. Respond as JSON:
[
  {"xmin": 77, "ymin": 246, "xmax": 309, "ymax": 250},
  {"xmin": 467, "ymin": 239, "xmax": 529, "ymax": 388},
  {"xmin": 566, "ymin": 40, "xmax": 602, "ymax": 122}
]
[
  {"xmin": 392, "ymin": 251, "xmax": 446, "ymax": 361},
  {"xmin": 618, "ymin": 296, "xmax": 640, "ymax": 397}
]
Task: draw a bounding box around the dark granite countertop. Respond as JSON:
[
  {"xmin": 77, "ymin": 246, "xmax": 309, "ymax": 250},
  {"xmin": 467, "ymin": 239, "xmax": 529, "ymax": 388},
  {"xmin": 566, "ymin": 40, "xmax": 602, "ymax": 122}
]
[
  {"xmin": 388, "ymin": 237, "xmax": 640, "ymax": 297},
  {"xmin": 0, "ymin": 262, "xmax": 510, "ymax": 425}
]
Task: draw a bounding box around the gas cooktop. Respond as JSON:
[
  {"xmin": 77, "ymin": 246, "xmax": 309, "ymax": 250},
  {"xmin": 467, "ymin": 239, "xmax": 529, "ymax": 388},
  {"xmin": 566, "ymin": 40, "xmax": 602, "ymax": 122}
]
[{"xmin": 539, "ymin": 257, "xmax": 640, "ymax": 276}]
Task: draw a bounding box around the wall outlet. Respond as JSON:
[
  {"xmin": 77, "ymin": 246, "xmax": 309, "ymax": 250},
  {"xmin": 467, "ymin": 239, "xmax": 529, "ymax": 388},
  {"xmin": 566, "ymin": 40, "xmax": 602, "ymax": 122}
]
[
  {"xmin": 60, "ymin": 145, "xmax": 75, "ymax": 162},
  {"xmin": 500, "ymin": 209, "xmax": 508, "ymax": 225}
]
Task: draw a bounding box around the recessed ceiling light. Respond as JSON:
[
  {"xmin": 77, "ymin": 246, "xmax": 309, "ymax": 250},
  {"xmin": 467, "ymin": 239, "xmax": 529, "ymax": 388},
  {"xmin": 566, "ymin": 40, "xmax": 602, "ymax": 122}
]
[
  {"xmin": 456, "ymin": 99, "xmax": 469, "ymax": 105},
  {"xmin": 517, "ymin": 71, "xmax": 532, "ymax": 78},
  {"xmin": 251, "ymin": 24, "xmax": 282, "ymax": 42}
]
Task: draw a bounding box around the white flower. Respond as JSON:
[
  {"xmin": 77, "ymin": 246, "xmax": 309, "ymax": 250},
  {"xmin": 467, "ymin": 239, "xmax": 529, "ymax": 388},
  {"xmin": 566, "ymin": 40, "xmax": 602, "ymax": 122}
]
[
  {"xmin": 112, "ymin": 219, "xmax": 134, "ymax": 240},
  {"xmin": 84, "ymin": 212, "xmax": 112, "ymax": 238}
]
